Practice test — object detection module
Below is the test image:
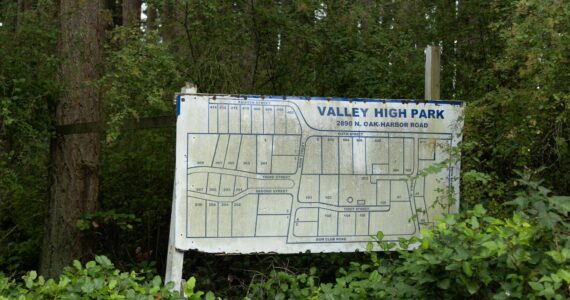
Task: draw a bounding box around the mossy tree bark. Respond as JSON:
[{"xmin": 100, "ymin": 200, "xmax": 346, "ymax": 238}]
[
  {"xmin": 122, "ymin": 0, "xmax": 141, "ymax": 27},
  {"xmin": 40, "ymin": 0, "xmax": 107, "ymax": 277}
]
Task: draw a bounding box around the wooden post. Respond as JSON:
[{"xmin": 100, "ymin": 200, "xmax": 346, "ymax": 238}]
[
  {"xmin": 425, "ymin": 45, "xmax": 441, "ymax": 100},
  {"xmin": 165, "ymin": 83, "xmax": 197, "ymax": 294}
]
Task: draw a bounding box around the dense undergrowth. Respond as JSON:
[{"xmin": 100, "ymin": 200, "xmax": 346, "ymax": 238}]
[{"xmin": 2, "ymin": 176, "xmax": 568, "ymax": 299}]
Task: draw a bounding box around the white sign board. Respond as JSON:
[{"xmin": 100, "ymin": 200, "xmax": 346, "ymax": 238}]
[{"xmin": 172, "ymin": 94, "xmax": 464, "ymax": 253}]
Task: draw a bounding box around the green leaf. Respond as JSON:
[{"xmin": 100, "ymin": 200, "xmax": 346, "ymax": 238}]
[
  {"xmin": 185, "ymin": 276, "xmax": 198, "ymax": 297},
  {"xmin": 23, "ymin": 271, "xmax": 37, "ymax": 289},
  {"xmin": 445, "ymin": 263, "xmax": 461, "ymax": 271},
  {"xmin": 469, "ymin": 216, "xmax": 480, "ymax": 229},
  {"xmin": 421, "ymin": 236, "xmax": 430, "ymax": 249},
  {"xmin": 108, "ymin": 279, "xmax": 117, "ymax": 290},
  {"xmin": 366, "ymin": 241, "xmax": 373, "ymax": 252},
  {"xmin": 472, "ymin": 204, "xmax": 487, "ymax": 216},
  {"xmin": 188, "ymin": 291, "xmax": 204, "ymax": 300},
  {"xmin": 556, "ymin": 269, "xmax": 570, "ymax": 284},
  {"xmin": 81, "ymin": 279, "xmax": 94, "ymax": 293},
  {"xmin": 546, "ymin": 251, "xmax": 565, "ymax": 264},
  {"xmin": 205, "ymin": 291, "xmax": 216, "ymax": 300},
  {"xmin": 437, "ymin": 278, "xmax": 450, "ymax": 290},
  {"xmin": 465, "ymin": 279, "xmax": 480, "ymax": 294},
  {"xmin": 369, "ymin": 270, "xmax": 380, "ymax": 281},
  {"xmin": 151, "ymin": 276, "xmax": 161, "ymax": 287},
  {"xmin": 58, "ymin": 276, "xmax": 71, "ymax": 289},
  {"xmin": 376, "ymin": 231, "xmax": 384, "ymax": 242},
  {"xmin": 86, "ymin": 261, "xmax": 96, "ymax": 269},
  {"xmin": 73, "ymin": 260, "xmax": 82, "ymax": 271},
  {"xmin": 539, "ymin": 284, "xmax": 555, "ymax": 298},
  {"xmin": 482, "ymin": 241, "xmax": 498, "ymax": 252},
  {"xmin": 562, "ymin": 248, "xmax": 570, "ymax": 261},
  {"xmin": 549, "ymin": 196, "xmax": 570, "ymax": 213},
  {"xmin": 528, "ymin": 281, "xmax": 544, "ymax": 291},
  {"xmin": 462, "ymin": 262, "xmax": 473, "ymax": 277},
  {"xmin": 95, "ymin": 255, "xmax": 113, "ymax": 268}
]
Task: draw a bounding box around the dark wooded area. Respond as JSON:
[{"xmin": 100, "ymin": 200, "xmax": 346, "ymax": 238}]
[{"xmin": 0, "ymin": 0, "xmax": 568, "ymax": 298}]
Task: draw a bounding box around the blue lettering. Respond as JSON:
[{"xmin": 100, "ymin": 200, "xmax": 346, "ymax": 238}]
[
  {"xmin": 374, "ymin": 108, "xmax": 406, "ymax": 118},
  {"xmin": 319, "ymin": 106, "xmax": 407, "ymax": 118},
  {"xmin": 411, "ymin": 109, "xmax": 419, "ymax": 118},
  {"xmin": 352, "ymin": 107, "xmax": 359, "ymax": 117},
  {"xmin": 411, "ymin": 109, "xmax": 445, "ymax": 119},
  {"xmin": 328, "ymin": 107, "xmax": 336, "ymax": 116}
]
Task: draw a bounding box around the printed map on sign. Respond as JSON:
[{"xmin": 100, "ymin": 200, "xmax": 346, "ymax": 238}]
[{"xmin": 173, "ymin": 95, "xmax": 464, "ymax": 253}]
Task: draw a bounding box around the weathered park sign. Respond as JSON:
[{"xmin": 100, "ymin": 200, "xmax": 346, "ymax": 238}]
[{"xmin": 169, "ymin": 94, "xmax": 464, "ymax": 255}]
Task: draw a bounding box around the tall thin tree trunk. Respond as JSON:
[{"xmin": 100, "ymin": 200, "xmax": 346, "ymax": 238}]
[
  {"xmin": 122, "ymin": 0, "xmax": 141, "ymax": 27},
  {"xmin": 161, "ymin": 0, "xmax": 179, "ymax": 43},
  {"xmin": 146, "ymin": 2, "xmax": 157, "ymax": 29},
  {"xmin": 248, "ymin": 0, "xmax": 259, "ymax": 93},
  {"xmin": 16, "ymin": 0, "xmax": 30, "ymax": 32},
  {"xmin": 40, "ymin": 0, "xmax": 106, "ymax": 278}
]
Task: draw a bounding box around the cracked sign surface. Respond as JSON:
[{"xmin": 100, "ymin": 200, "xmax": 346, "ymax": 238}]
[{"xmin": 172, "ymin": 95, "xmax": 464, "ymax": 253}]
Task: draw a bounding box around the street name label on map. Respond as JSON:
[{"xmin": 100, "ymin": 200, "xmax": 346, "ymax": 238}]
[{"xmin": 172, "ymin": 95, "xmax": 464, "ymax": 253}]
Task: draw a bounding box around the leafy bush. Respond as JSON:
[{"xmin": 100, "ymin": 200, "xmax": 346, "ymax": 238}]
[
  {"xmin": 245, "ymin": 267, "xmax": 321, "ymax": 299},
  {"xmin": 0, "ymin": 256, "xmax": 214, "ymax": 300}
]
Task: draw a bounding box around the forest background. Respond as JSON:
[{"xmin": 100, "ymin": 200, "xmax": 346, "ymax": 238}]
[{"xmin": 0, "ymin": 0, "xmax": 569, "ymax": 298}]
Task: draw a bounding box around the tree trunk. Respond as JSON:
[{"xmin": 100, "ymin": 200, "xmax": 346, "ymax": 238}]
[
  {"xmin": 161, "ymin": 0, "xmax": 183, "ymax": 43},
  {"xmin": 106, "ymin": 0, "xmax": 122, "ymax": 27},
  {"xmin": 122, "ymin": 0, "xmax": 141, "ymax": 27},
  {"xmin": 40, "ymin": 0, "xmax": 106, "ymax": 278},
  {"xmin": 146, "ymin": 2, "xmax": 157, "ymax": 29},
  {"xmin": 249, "ymin": 0, "xmax": 259, "ymax": 93},
  {"xmin": 16, "ymin": 0, "xmax": 30, "ymax": 32}
]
